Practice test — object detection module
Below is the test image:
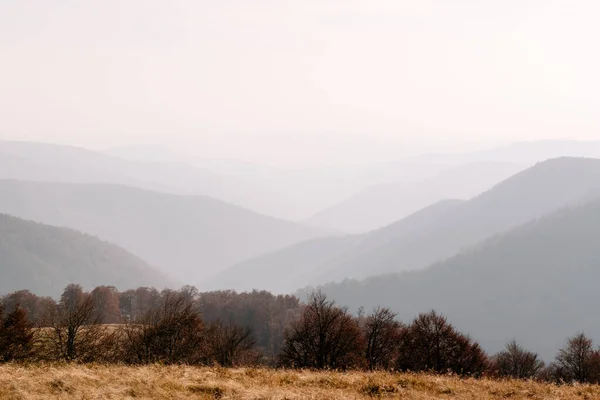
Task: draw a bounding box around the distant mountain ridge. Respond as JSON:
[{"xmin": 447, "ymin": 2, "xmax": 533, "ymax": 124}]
[
  {"xmin": 210, "ymin": 199, "xmax": 465, "ymax": 293},
  {"xmin": 0, "ymin": 181, "xmax": 325, "ymax": 284},
  {"xmin": 0, "ymin": 213, "xmax": 170, "ymax": 297},
  {"xmin": 305, "ymin": 162, "xmax": 526, "ymax": 233},
  {"xmin": 211, "ymin": 157, "xmax": 600, "ymax": 292},
  {"xmin": 314, "ymin": 196, "xmax": 600, "ymax": 360},
  {"xmin": 6, "ymin": 139, "xmax": 600, "ymax": 222}
]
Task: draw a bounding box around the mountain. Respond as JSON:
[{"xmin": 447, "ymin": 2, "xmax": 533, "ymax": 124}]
[
  {"xmin": 7, "ymin": 139, "xmax": 600, "ymax": 222},
  {"xmin": 0, "ymin": 214, "xmax": 169, "ymax": 297},
  {"xmin": 212, "ymin": 157, "xmax": 600, "ymax": 292},
  {"xmin": 379, "ymin": 140, "xmax": 600, "ymax": 170},
  {"xmin": 306, "ymin": 162, "xmax": 526, "ymax": 233},
  {"xmin": 0, "ymin": 139, "xmax": 228, "ymax": 198},
  {"xmin": 207, "ymin": 235, "xmax": 363, "ymax": 293},
  {"xmin": 0, "ymin": 140, "xmax": 406, "ymax": 220},
  {"xmin": 314, "ymin": 198, "xmax": 600, "ymax": 360},
  {"xmin": 312, "ymin": 157, "xmax": 600, "ymax": 283},
  {"xmin": 209, "ymin": 199, "xmax": 465, "ymax": 293},
  {"xmin": 0, "ymin": 181, "xmax": 325, "ymax": 283}
]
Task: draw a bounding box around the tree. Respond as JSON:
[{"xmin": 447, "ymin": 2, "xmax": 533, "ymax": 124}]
[
  {"xmin": 0, "ymin": 304, "xmax": 34, "ymax": 362},
  {"xmin": 362, "ymin": 307, "xmax": 403, "ymax": 370},
  {"xmin": 2, "ymin": 290, "xmax": 56, "ymax": 326},
  {"xmin": 206, "ymin": 321, "xmax": 256, "ymax": 367},
  {"xmin": 121, "ymin": 287, "xmax": 162, "ymax": 321},
  {"xmin": 41, "ymin": 284, "xmax": 110, "ymax": 362},
  {"xmin": 197, "ymin": 290, "xmax": 301, "ymax": 362},
  {"xmin": 553, "ymin": 333, "xmax": 600, "ymax": 383},
  {"xmin": 90, "ymin": 286, "xmax": 121, "ymax": 324},
  {"xmin": 491, "ymin": 340, "xmax": 544, "ymax": 379},
  {"xmin": 396, "ymin": 310, "xmax": 488, "ymax": 376},
  {"xmin": 279, "ymin": 291, "xmax": 364, "ymax": 369},
  {"xmin": 122, "ymin": 290, "xmax": 205, "ymax": 364}
]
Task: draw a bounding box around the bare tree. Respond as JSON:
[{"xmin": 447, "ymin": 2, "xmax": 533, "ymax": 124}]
[
  {"xmin": 206, "ymin": 321, "xmax": 256, "ymax": 367},
  {"xmin": 279, "ymin": 291, "xmax": 364, "ymax": 369},
  {"xmin": 362, "ymin": 307, "xmax": 403, "ymax": 370},
  {"xmin": 491, "ymin": 340, "xmax": 544, "ymax": 379},
  {"xmin": 553, "ymin": 333, "xmax": 600, "ymax": 383},
  {"xmin": 396, "ymin": 310, "xmax": 488, "ymax": 376},
  {"xmin": 122, "ymin": 290, "xmax": 205, "ymax": 364},
  {"xmin": 41, "ymin": 284, "xmax": 110, "ymax": 362}
]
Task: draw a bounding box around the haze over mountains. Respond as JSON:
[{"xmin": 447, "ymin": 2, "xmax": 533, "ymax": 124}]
[
  {"xmin": 209, "ymin": 199, "xmax": 464, "ymax": 293},
  {"xmin": 0, "ymin": 213, "xmax": 169, "ymax": 297},
  {"xmin": 212, "ymin": 157, "xmax": 600, "ymax": 293},
  {"xmin": 306, "ymin": 162, "xmax": 525, "ymax": 233},
  {"xmin": 6, "ymin": 0, "xmax": 600, "ymax": 368},
  {"xmin": 2, "ymin": 140, "xmax": 600, "ymax": 330},
  {"xmin": 0, "ymin": 140, "xmax": 462, "ymax": 220},
  {"xmin": 0, "ymin": 180, "xmax": 324, "ymax": 283},
  {"xmin": 313, "ymin": 197, "xmax": 600, "ymax": 360}
]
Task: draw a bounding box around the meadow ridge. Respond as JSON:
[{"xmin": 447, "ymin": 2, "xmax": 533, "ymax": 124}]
[{"xmin": 0, "ymin": 365, "xmax": 599, "ymax": 400}]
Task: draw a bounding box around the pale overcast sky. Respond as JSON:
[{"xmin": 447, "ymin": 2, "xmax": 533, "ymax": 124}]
[{"xmin": 1, "ymin": 1, "xmax": 599, "ymax": 166}]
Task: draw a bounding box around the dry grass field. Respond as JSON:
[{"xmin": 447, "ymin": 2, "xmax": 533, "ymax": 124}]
[{"xmin": 1, "ymin": 365, "xmax": 599, "ymax": 400}]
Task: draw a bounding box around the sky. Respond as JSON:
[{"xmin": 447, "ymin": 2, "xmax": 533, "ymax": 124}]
[{"xmin": 1, "ymin": 0, "xmax": 599, "ymax": 166}]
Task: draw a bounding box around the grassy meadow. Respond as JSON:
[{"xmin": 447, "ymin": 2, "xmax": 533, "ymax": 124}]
[{"xmin": 0, "ymin": 365, "xmax": 599, "ymax": 400}]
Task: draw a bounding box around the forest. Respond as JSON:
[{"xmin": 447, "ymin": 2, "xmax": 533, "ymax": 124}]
[{"xmin": 2, "ymin": 284, "xmax": 600, "ymax": 385}]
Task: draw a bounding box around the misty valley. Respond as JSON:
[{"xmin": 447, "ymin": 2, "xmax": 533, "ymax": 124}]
[
  {"xmin": 5, "ymin": 1, "xmax": 600, "ymax": 397},
  {"xmin": 2, "ymin": 140, "xmax": 600, "ymax": 391}
]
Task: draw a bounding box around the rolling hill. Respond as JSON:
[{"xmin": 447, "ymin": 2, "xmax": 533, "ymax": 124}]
[
  {"xmin": 315, "ymin": 197, "xmax": 600, "ymax": 360},
  {"xmin": 0, "ymin": 214, "xmax": 170, "ymax": 297},
  {"xmin": 6, "ymin": 139, "xmax": 600, "ymax": 222},
  {"xmin": 209, "ymin": 199, "xmax": 465, "ymax": 293},
  {"xmin": 0, "ymin": 181, "xmax": 324, "ymax": 284},
  {"xmin": 306, "ymin": 162, "xmax": 526, "ymax": 233},
  {"xmin": 313, "ymin": 157, "xmax": 600, "ymax": 282},
  {"xmin": 211, "ymin": 157, "xmax": 600, "ymax": 292}
]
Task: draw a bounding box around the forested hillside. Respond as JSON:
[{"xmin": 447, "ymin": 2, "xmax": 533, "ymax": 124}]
[
  {"xmin": 211, "ymin": 200, "xmax": 463, "ymax": 292},
  {"xmin": 0, "ymin": 214, "xmax": 169, "ymax": 296},
  {"xmin": 314, "ymin": 197, "xmax": 600, "ymax": 360},
  {"xmin": 306, "ymin": 162, "xmax": 524, "ymax": 233},
  {"xmin": 215, "ymin": 157, "xmax": 600, "ymax": 292},
  {"xmin": 315, "ymin": 157, "xmax": 600, "ymax": 281},
  {"xmin": 0, "ymin": 180, "xmax": 324, "ymax": 283}
]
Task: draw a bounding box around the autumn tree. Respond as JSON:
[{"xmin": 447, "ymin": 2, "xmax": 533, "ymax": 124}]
[
  {"xmin": 362, "ymin": 307, "xmax": 403, "ymax": 370},
  {"xmin": 279, "ymin": 291, "xmax": 364, "ymax": 369},
  {"xmin": 197, "ymin": 290, "xmax": 301, "ymax": 360},
  {"xmin": 0, "ymin": 304, "xmax": 34, "ymax": 362},
  {"xmin": 2, "ymin": 290, "xmax": 56, "ymax": 326},
  {"xmin": 119, "ymin": 287, "xmax": 162, "ymax": 321},
  {"xmin": 491, "ymin": 340, "xmax": 544, "ymax": 379},
  {"xmin": 396, "ymin": 310, "xmax": 488, "ymax": 376},
  {"xmin": 90, "ymin": 286, "xmax": 121, "ymax": 324}
]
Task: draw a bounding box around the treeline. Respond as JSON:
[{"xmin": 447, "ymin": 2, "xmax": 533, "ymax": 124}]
[
  {"xmin": 0, "ymin": 284, "xmax": 300, "ymax": 365},
  {"xmin": 2, "ymin": 286, "xmax": 600, "ymax": 384}
]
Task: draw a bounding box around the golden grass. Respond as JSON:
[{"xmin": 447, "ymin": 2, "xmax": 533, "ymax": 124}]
[{"xmin": 1, "ymin": 365, "xmax": 599, "ymax": 399}]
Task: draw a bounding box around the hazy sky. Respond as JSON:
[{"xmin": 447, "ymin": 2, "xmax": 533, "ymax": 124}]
[{"xmin": 1, "ymin": 1, "xmax": 599, "ymax": 166}]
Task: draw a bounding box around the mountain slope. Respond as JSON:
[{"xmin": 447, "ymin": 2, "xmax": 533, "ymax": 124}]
[
  {"xmin": 0, "ymin": 181, "xmax": 324, "ymax": 283},
  {"xmin": 212, "ymin": 157, "xmax": 600, "ymax": 292},
  {"xmin": 316, "ymin": 198, "xmax": 600, "ymax": 360},
  {"xmin": 0, "ymin": 214, "xmax": 169, "ymax": 297},
  {"xmin": 306, "ymin": 162, "xmax": 526, "ymax": 233},
  {"xmin": 314, "ymin": 157, "xmax": 600, "ymax": 282},
  {"xmin": 4, "ymin": 139, "xmax": 600, "ymax": 221},
  {"xmin": 209, "ymin": 199, "xmax": 465, "ymax": 293}
]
